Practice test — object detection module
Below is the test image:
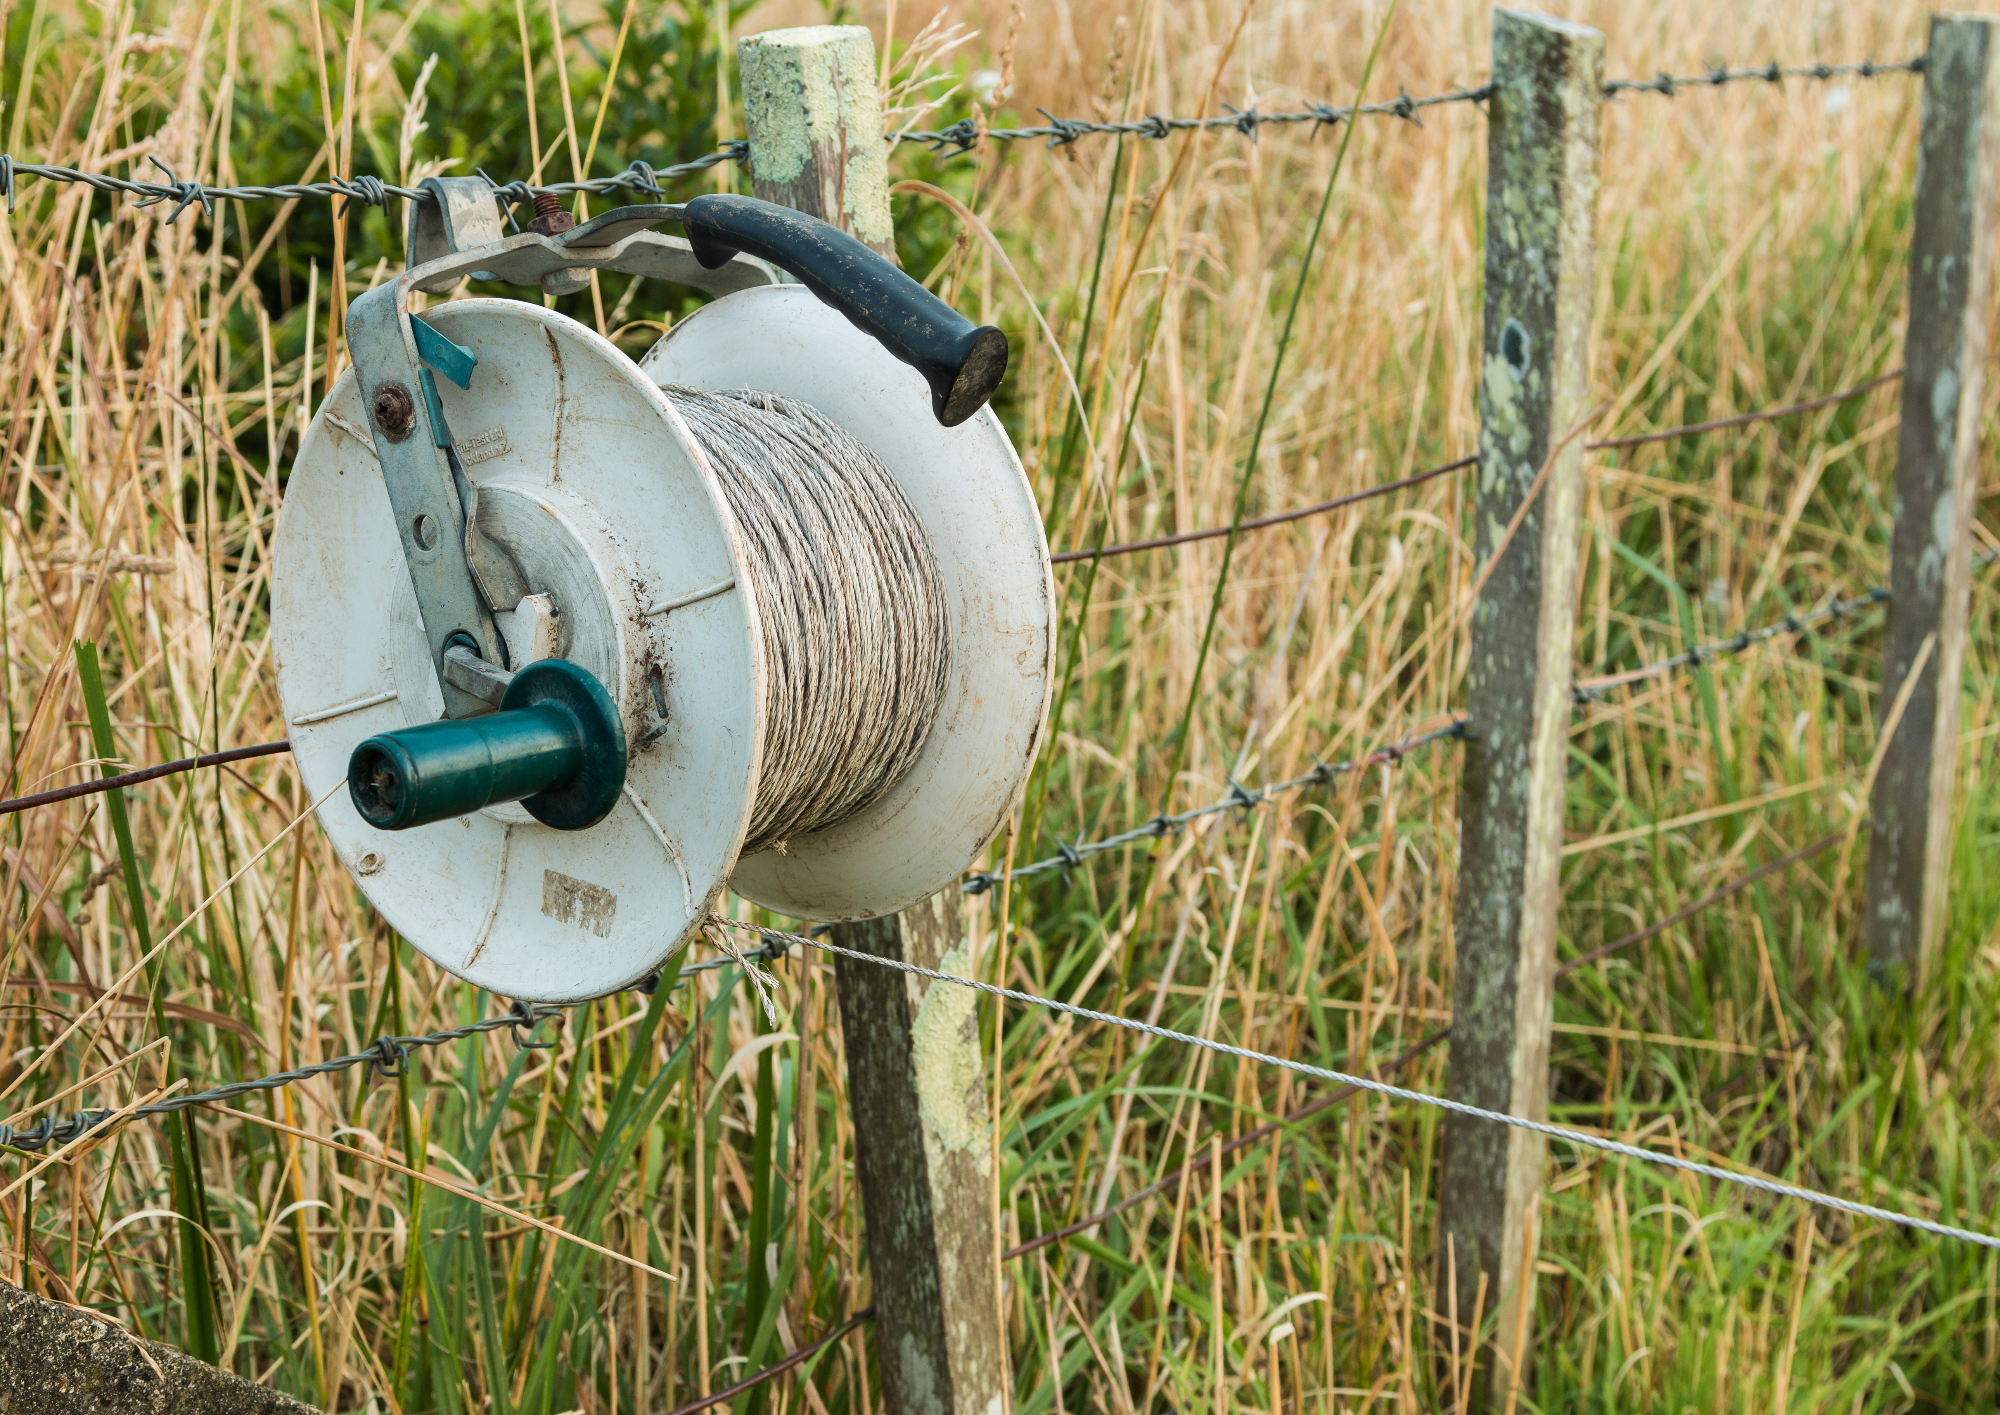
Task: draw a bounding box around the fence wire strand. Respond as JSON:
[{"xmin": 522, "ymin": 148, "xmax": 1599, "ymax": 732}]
[
  {"xmin": 720, "ymin": 916, "xmax": 2000, "ymax": 1254},
  {"xmin": 961, "ymin": 718, "xmax": 1472, "ymax": 894},
  {"xmin": 0, "ymin": 939, "xmax": 796, "ymax": 1151},
  {"xmin": 1057, "ymin": 367, "xmax": 1902, "ymax": 567},
  {"xmin": 0, "ymin": 57, "xmax": 1921, "ymax": 215}
]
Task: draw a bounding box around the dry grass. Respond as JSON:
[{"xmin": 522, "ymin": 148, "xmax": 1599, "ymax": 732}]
[{"xmin": 0, "ymin": 0, "xmax": 1997, "ymax": 1411}]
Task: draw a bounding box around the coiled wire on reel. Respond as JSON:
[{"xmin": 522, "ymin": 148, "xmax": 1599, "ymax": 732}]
[
  {"xmin": 662, "ymin": 386, "xmax": 951, "ymax": 854},
  {"xmin": 274, "ymin": 287, "xmax": 1053, "ymax": 1002}
]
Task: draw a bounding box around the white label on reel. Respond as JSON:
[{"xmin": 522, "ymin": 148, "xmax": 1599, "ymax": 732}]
[
  {"xmin": 459, "ymin": 426, "xmax": 511, "ymax": 466},
  {"xmin": 541, "ymin": 869, "xmax": 617, "ymax": 937}
]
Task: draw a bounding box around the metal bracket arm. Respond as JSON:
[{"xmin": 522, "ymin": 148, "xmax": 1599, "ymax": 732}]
[{"xmin": 348, "ymin": 209, "xmax": 785, "ymax": 719}]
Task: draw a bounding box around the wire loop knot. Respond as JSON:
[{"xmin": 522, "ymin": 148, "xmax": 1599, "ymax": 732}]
[
  {"xmin": 1036, "ymin": 110, "xmax": 1091, "ymax": 148},
  {"xmin": 922, "ymin": 118, "xmax": 981, "ymax": 154},
  {"xmin": 332, "ymin": 173, "xmax": 388, "ymax": 219},
  {"xmin": 1223, "ymin": 104, "xmax": 1261, "ymax": 140},
  {"xmin": 507, "ymin": 1000, "xmax": 561, "ymax": 1051},
  {"xmin": 139, "ymin": 156, "xmax": 212, "ymax": 224},
  {"xmin": 367, "ymin": 1036, "xmax": 412, "ymax": 1079}
]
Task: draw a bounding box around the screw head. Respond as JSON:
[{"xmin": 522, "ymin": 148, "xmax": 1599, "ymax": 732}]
[
  {"xmin": 528, "ymin": 209, "xmax": 576, "ymax": 237},
  {"xmin": 373, "ymin": 381, "xmax": 416, "ymax": 441}
]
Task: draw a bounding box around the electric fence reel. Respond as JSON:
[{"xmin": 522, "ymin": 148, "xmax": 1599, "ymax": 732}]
[{"xmin": 271, "ymin": 181, "xmax": 1053, "ymax": 1003}]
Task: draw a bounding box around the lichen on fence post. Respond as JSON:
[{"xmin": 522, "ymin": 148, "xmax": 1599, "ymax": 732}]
[
  {"xmin": 1437, "ymin": 9, "xmax": 1603, "ymax": 1410},
  {"xmin": 1863, "ymin": 14, "xmax": 2000, "ymax": 991}
]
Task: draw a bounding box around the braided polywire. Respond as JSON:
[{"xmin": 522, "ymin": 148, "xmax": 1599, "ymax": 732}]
[
  {"xmin": 722, "ymin": 917, "xmax": 2000, "ymax": 1254},
  {"xmin": 662, "ymin": 388, "xmax": 951, "ymax": 855}
]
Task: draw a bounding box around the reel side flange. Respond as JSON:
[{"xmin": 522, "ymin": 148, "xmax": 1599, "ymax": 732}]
[
  {"xmin": 641, "ymin": 283, "xmax": 1056, "ymax": 920},
  {"xmin": 273, "ymin": 300, "xmax": 766, "ymax": 1002}
]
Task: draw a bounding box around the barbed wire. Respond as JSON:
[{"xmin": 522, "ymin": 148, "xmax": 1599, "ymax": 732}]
[
  {"xmin": 720, "ymin": 914, "xmax": 2000, "ymax": 1253},
  {"xmin": 0, "ymin": 940, "xmax": 789, "ymax": 1152},
  {"xmin": 894, "ymin": 85, "xmax": 1497, "ymax": 154},
  {"xmin": 0, "ymin": 999, "xmax": 565, "ymax": 1152},
  {"xmin": 900, "ymin": 57, "xmax": 1922, "ymax": 153},
  {"xmin": 0, "ymin": 55, "xmax": 1921, "ymax": 216},
  {"xmin": 1573, "ymin": 587, "xmax": 1892, "ymax": 704},
  {"xmin": 980, "ymin": 569, "xmax": 1922, "ymax": 893},
  {"xmin": 0, "ymin": 149, "xmax": 742, "ymax": 220},
  {"xmin": 1601, "ymin": 56, "xmax": 1924, "ymax": 99},
  {"xmin": 961, "ymin": 718, "xmax": 1473, "ymax": 894}
]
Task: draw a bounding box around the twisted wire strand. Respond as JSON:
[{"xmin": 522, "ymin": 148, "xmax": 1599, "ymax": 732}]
[
  {"xmin": 666, "ymin": 815, "xmax": 1847, "ymax": 1410},
  {"xmin": 1013, "ymin": 825, "xmax": 1853, "ymax": 1258},
  {"xmin": 962, "ymin": 718, "xmax": 1472, "ymax": 894},
  {"xmin": 0, "ymin": 1001, "xmax": 566, "ymax": 1152},
  {"xmin": 897, "ymin": 56, "xmax": 1921, "ymax": 152},
  {"xmin": 0, "ymin": 56, "xmax": 1921, "ymax": 214},
  {"xmin": 0, "ymin": 939, "xmax": 793, "ymax": 1153},
  {"xmin": 0, "ymin": 148, "xmax": 742, "ymax": 220},
  {"xmin": 1573, "ymin": 587, "xmax": 1892, "ymax": 703},
  {"xmin": 721, "ymin": 916, "xmax": 2000, "ymax": 1254},
  {"xmin": 663, "ymin": 387, "xmax": 951, "ymax": 854}
]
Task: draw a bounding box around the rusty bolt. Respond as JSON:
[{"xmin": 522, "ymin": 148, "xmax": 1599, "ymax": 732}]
[
  {"xmin": 372, "ymin": 382, "xmax": 416, "ymax": 441},
  {"xmin": 527, "ymin": 191, "xmax": 575, "ymax": 237}
]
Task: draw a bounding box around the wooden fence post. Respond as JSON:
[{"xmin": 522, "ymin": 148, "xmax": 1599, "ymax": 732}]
[
  {"xmin": 737, "ymin": 26, "xmax": 1006, "ymax": 1415},
  {"xmin": 1438, "ymin": 10, "xmax": 1601, "ymax": 1409},
  {"xmin": 1863, "ymin": 14, "xmax": 1999, "ymax": 991}
]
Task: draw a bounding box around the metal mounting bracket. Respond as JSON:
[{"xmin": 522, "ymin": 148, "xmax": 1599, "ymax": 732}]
[
  {"xmin": 348, "ymin": 203, "xmax": 785, "ymax": 719},
  {"xmin": 405, "ymin": 176, "xmax": 509, "ymax": 288}
]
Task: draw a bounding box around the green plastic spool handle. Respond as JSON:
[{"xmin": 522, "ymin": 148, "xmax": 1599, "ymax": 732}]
[{"xmin": 348, "ymin": 659, "xmax": 627, "ymax": 832}]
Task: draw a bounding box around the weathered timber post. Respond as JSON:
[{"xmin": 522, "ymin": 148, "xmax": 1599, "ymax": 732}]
[
  {"xmin": 1439, "ymin": 10, "xmax": 1601, "ymax": 1409},
  {"xmin": 0, "ymin": 1279, "xmax": 323, "ymax": 1415},
  {"xmin": 737, "ymin": 25, "xmax": 1006, "ymax": 1415},
  {"xmin": 739, "ymin": 26, "xmax": 898, "ymax": 260},
  {"xmin": 1863, "ymin": 14, "xmax": 1999, "ymax": 990}
]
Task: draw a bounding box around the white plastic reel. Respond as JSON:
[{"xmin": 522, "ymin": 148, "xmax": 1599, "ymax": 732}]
[{"xmin": 272, "ymin": 288, "xmax": 1053, "ymax": 1002}]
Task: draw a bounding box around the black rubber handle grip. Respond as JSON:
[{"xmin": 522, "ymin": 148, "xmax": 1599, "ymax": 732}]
[{"xmin": 682, "ymin": 193, "xmax": 1008, "ymax": 428}]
